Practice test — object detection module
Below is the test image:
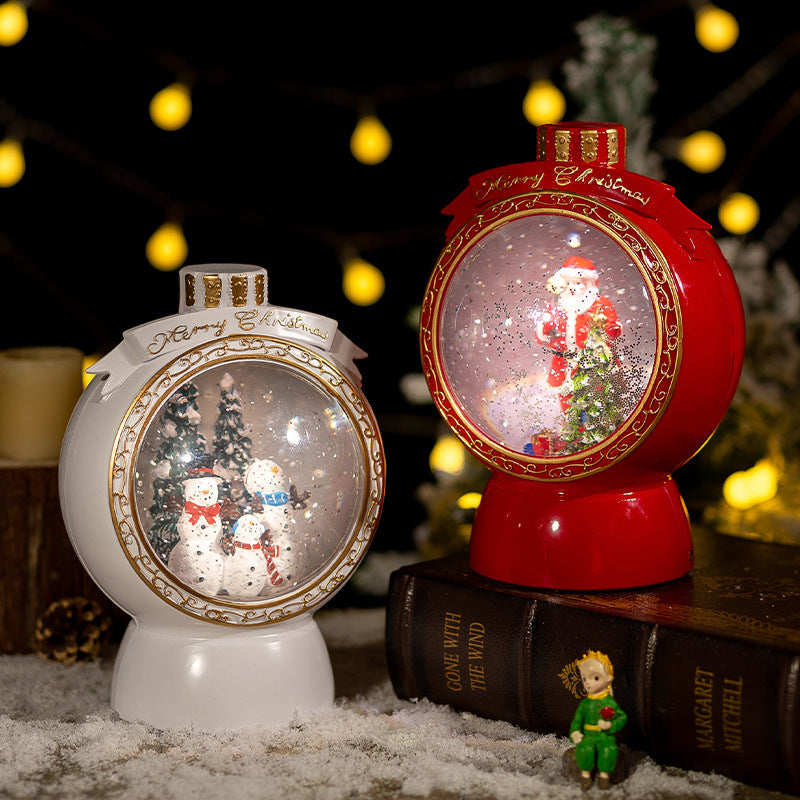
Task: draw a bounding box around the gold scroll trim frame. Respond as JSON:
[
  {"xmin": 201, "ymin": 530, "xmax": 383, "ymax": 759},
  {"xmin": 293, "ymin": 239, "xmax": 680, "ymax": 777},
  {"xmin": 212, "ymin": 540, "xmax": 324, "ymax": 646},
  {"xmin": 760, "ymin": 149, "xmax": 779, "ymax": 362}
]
[
  {"xmin": 420, "ymin": 191, "xmax": 682, "ymax": 481},
  {"xmin": 108, "ymin": 334, "xmax": 385, "ymax": 626}
]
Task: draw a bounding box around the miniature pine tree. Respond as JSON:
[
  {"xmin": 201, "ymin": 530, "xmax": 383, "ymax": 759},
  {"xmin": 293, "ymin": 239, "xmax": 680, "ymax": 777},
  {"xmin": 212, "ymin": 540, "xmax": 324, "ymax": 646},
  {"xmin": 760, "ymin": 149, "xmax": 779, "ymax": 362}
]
[
  {"xmin": 211, "ymin": 372, "xmax": 253, "ymax": 533},
  {"xmin": 562, "ymin": 309, "xmax": 626, "ymax": 452},
  {"xmin": 147, "ymin": 381, "xmax": 208, "ymax": 562}
]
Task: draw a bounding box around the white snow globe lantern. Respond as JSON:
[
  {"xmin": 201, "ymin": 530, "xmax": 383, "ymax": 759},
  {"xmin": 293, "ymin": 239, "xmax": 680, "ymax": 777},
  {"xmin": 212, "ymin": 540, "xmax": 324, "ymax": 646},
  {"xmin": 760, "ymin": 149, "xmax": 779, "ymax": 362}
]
[{"xmin": 60, "ymin": 264, "xmax": 385, "ymax": 730}]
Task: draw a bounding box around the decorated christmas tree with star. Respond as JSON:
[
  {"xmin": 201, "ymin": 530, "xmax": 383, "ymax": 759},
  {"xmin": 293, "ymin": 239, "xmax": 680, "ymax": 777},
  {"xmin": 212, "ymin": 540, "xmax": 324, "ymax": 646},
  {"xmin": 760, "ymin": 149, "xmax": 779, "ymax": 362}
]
[{"xmin": 561, "ymin": 307, "xmax": 627, "ymax": 452}]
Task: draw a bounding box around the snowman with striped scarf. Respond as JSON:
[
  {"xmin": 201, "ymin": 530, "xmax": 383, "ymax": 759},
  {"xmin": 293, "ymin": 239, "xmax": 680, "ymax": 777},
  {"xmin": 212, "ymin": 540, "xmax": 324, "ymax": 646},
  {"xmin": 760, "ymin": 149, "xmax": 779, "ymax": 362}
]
[
  {"xmin": 221, "ymin": 513, "xmax": 282, "ymax": 598},
  {"xmin": 238, "ymin": 458, "xmax": 307, "ymax": 590}
]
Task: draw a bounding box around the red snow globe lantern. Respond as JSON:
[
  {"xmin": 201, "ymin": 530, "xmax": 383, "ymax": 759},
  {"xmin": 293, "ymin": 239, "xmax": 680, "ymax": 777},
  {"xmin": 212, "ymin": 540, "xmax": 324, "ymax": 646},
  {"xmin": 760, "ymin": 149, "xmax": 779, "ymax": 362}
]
[{"xmin": 420, "ymin": 122, "xmax": 745, "ymax": 590}]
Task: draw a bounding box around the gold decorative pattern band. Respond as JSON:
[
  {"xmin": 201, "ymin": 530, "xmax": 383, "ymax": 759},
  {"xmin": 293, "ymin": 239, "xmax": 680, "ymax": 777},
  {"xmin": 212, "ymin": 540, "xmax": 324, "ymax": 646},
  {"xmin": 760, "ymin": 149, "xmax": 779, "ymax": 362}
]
[
  {"xmin": 606, "ymin": 128, "xmax": 619, "ymax": 164},
  {"xmin": 184, "ymin": 274, "xmax": 195, "ymax": 307},
  {"xmin": 536, "ymin": 123, "xmax": 625, "ymax": 168},
  {"xmin": 255, "ymin": 273, "xmax": 266, "ymax": 305},
  {"xmin": 203, "ymin": 274, "xmax": 222, "ymax": 308},
  {"xmin": 554, "ymin": 129, "xmax": 571, "ymax": 161},
  {"xmin": 231, "ymin": 274, "xmax": 247, "ymax": 306},
  {"xmin": 581, "ymin": 130, "xmax": 598, "ymax": 162}
]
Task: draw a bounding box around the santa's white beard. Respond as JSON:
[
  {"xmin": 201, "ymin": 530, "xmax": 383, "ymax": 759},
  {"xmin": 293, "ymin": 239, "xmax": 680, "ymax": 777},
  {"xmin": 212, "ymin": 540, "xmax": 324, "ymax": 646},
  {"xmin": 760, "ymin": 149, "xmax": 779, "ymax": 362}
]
[{"xmin": 557, "ymin": 285, "xmax": 599, "ymax": 315}]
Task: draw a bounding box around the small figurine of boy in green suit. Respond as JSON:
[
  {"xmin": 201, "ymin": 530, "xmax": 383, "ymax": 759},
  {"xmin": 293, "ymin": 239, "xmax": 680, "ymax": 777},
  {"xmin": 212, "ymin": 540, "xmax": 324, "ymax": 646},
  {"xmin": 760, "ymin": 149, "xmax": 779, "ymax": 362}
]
[{"xmin": 569, "ymin": 650, "xmax": 627, "ymax": 790}]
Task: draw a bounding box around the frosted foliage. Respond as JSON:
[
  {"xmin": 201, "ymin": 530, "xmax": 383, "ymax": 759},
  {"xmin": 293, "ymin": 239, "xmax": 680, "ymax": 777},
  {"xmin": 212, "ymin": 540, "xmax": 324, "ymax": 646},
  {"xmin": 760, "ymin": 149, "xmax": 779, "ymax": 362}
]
[
  {"xmin": 0, "ymin": 614, "xmax": 741, "ymax": 800},
  {"xmin": 711, "ymin": 237, "xmax": 800, "ymax": 457},
  {"xmin": 134, "ymin": 361, "xmax": 365, "ymax": 602},
  {"xmin": 563, "ymin": 13, "xmax": 662, "ymax": 179},
  {"xmin": 721, "ymin": 239, "xmax": 800, "ymax": 411},
  {"xmin": 439, "ymin": 215, "xmax": 657, "ymax": 455}
]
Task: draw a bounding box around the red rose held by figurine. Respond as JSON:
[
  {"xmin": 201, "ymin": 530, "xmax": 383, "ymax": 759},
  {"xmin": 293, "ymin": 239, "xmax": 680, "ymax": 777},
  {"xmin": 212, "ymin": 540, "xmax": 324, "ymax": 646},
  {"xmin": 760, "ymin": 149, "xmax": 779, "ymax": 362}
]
[{"xmin": 600, "ymin": 706, "xmax": 615, "ymax": 721}]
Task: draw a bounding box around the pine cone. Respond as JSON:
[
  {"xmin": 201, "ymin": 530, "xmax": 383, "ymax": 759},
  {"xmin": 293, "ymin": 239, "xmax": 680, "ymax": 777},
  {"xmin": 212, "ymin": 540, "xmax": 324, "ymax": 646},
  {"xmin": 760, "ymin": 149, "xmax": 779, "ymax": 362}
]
[{"xmin": 34, "ymin": 597, "xmax": 111, "ymax": 665}]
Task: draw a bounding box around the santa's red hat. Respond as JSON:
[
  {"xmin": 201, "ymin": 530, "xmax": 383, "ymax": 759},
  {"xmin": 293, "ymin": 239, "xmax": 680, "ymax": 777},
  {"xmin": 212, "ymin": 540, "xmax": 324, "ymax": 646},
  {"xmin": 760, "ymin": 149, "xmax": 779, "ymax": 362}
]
[{"xmin": 556, "ymin": 256, "xmax": 598, "ymax": 282}]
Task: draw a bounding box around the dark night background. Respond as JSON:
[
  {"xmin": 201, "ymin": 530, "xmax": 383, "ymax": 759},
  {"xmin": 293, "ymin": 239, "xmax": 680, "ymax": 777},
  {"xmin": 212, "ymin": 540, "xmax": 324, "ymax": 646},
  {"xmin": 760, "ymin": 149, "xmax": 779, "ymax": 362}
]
[{"xmin": 2, "ymin": 1, "xmax": 798, "ymax": 552}]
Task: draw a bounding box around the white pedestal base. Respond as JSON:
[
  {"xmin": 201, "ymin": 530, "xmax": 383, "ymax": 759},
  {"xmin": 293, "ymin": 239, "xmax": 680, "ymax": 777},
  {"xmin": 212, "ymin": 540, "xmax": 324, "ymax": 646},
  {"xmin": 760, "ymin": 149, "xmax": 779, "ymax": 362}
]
[{"xmin": 110, "ymin": 614, "xmax": 334, "ymax": 731}]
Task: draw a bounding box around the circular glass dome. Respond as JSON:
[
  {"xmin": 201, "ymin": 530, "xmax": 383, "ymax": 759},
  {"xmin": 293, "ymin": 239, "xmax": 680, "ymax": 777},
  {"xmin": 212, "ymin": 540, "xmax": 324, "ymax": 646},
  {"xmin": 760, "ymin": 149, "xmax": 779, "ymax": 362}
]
[
  {"xmin": 422, "ymin": 196, "xmax": 682, "ymax": 479},
  {"xmin": 438, "ymin": 214, "xmax": 657, "ymax": 457},
  {"xmin": 110, "ymin": 337, "xmax": 384, "ymax": 623}
]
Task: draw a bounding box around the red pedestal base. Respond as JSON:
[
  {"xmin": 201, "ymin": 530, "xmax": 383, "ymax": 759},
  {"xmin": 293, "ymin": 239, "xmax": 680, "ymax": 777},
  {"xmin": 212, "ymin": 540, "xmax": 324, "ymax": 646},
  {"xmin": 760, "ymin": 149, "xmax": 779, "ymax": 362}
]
[{"xmin": 469, "ymin": 474, "xmax": 694, "ymax": 590}]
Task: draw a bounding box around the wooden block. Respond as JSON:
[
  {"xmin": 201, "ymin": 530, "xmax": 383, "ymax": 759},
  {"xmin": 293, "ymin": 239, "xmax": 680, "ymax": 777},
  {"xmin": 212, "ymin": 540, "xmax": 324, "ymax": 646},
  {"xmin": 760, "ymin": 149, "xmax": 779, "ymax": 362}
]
[{"xmin": 0, "ymin": 461, "xmax": 116, "ymax": 653}]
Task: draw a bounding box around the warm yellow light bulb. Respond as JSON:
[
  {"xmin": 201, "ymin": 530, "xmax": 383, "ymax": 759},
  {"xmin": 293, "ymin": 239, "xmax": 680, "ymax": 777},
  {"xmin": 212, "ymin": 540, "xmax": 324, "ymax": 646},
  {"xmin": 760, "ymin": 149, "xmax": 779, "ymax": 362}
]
[
  {"xmin": 695, "ymin": 4, "xmax": 739, "ymax": 52},
  {"xmin": 342, "ymin": 257, "xmax": 385, "ymax": 306},
  {"xmin": 0, "ymin": 1, "xmax": 28, "ymax": 46},
  {"xmin": 149, "ymin": 83, "xmax": 192, "ymax": 131},
  {"xmin": 522, "ymin": 80, "xmax": 566, "ymax": 126},
  {"xmin": 350, "ymin": 115, "xmax": 392, "ymax": 165},
  {"xmin": 719, "ymin": 192, "xmax": 759, "ymax": 235},
  {"xmin": 678, "ymin": 130, "xmax": 726, "ymax": 173},
  {"xmin": 723, "ymin": 459, "xmax": 778, "ymax": 510},
  {"xmin": 457, "ymin": 492, "xmax": 482, "ymax": 510},
  {"xmin": 146, "ymin": 222, "xmax": 188, "ymax": 271},
  {"xmin": 0, "ymin": 138, "xmax": 25, "ymax": 186},
  {"xmin": 429, "ymin": 436, "xmax": 467, "ymax": 476}
]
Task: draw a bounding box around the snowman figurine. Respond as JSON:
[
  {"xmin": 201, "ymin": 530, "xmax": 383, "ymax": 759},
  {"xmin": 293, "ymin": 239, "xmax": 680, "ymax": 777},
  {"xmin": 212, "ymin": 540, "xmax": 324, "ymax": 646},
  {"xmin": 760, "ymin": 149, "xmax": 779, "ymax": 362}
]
[
  {"xmin": 222, "ymin": 513, "xmax": 283, "ymax": 598},
  {"xmin": 167, "ymin": 457, "xmax": 226, "ymax": 595},
  {"xmin": 243, "ymin": 458, "xmax": 306, "ymax": 582}
]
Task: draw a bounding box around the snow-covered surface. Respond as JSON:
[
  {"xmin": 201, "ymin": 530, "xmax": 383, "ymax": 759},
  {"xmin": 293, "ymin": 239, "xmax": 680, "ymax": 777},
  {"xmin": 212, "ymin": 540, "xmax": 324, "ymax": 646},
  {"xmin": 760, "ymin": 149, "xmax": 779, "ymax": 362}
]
[{"xmin": 0, "ymin": 608, "xmax": 775, "ymax": 799}]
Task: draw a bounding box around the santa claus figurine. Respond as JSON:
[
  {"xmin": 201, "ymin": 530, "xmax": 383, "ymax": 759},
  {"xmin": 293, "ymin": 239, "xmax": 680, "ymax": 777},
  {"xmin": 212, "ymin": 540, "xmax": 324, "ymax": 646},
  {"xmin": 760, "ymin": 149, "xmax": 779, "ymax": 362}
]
[{"xmin": 535, "ymin": 256, "xmax": 622, "ymax": 408}]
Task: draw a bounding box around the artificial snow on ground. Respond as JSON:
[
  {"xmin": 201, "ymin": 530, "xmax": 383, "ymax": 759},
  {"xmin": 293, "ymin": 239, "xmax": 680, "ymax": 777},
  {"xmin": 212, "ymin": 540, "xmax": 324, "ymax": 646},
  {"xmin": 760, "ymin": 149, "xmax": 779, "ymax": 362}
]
[{"xmin": 0, "ymin": 608, "xmax": 779, "ymax": 800}]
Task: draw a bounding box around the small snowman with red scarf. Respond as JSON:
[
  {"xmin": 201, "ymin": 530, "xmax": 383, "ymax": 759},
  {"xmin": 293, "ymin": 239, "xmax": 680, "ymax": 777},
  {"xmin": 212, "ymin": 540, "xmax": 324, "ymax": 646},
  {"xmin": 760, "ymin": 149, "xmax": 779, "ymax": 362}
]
[
  {"xmin": 167, "ymin": 455, "xmax": 227, "ymax": 595},
  {"xmin": 222, "ymin": 513, "xmax": 283, "ymax": 598},
  {"xmin": 241, "ymin": 458, "xmax": 310, "ymax": 586}
]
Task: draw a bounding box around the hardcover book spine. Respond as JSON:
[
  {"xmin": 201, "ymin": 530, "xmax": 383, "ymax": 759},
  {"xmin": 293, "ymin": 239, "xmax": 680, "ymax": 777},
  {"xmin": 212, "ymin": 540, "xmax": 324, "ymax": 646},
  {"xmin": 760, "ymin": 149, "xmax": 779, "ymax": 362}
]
[
  {"xmin": 385, "ymin": 566, "xmax": 799, "ymax": 794},
  {"xmin": 386, "ymin": 565, "xmax": 541, "ymax": 728}
]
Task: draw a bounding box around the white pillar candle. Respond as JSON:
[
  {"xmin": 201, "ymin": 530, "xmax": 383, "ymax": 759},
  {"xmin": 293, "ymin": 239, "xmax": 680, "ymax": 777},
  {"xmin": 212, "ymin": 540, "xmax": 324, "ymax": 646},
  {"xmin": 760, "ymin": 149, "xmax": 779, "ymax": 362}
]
[{"xmin": 0, "ymin": 346, "xmax": 83, "ymax": 461}]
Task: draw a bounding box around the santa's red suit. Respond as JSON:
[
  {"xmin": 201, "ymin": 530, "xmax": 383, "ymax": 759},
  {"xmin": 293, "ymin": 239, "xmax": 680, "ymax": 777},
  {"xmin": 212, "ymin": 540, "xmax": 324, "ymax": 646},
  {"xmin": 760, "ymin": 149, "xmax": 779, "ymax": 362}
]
[{"xmin": 535, "ymin": 257, "xmax": 622, "ymax": 393}]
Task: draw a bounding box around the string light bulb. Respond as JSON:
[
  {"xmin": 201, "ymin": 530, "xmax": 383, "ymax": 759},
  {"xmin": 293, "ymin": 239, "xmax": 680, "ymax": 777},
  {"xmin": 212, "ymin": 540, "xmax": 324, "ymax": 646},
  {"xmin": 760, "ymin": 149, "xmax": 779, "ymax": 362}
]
[
  {"xmin": 429, "ymin": 435, "xmax": 467, "ymax": 477},
  {"xmin": 695, "ymin": 4, "xmax": 739, "ymax": 52},
  {"xmin": 457, "ymin": 492, "xmax": 482, "ymax": 510},
  {"xmin": 0, "ymin": 138, "xmax": 25, "ymax": 187},
  {"xmin": 723, "ymin": 458, "xmax": 778, "ymax": 510},
  {"xmin": 342, "ymin": 256, "xmax": 385, "ymax": 306},
  {"xmin": 146, "ymin": 222, "xmax": 188, "ymax": 271},
  {"xmin": 522, "ymin": 80, "xmax": 566, "ymax": 126},
  {"xmin": 0, "ymin": 1, "xmax": 27, "ymax": 46},
  {"xmin": 718, "ymin": 192, "xmax": 760, "ymax": 235},
  {"xmin": 350, "ymin": 115, "xmax": 392, "ymax": 165},
  {"xmin": 678, "ymin": 130, "xmax": 726, "ymax": 173},
  {"xmin": 149, "ymin": 83, "xmax": 192, "ymax": 131}
]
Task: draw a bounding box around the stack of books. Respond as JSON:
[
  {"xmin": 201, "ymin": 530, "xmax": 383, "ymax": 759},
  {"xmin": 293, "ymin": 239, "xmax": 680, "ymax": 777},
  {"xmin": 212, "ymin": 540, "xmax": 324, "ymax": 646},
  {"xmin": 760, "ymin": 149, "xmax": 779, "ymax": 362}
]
[{"xmin": 386, "ymin": 526, "xmax": 800, "ymax": 794}]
